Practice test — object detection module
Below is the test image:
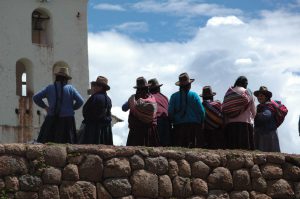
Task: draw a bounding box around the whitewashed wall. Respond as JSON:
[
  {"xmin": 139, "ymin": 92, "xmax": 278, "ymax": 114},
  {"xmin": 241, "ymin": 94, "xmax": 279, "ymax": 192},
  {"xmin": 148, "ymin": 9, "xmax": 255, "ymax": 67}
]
[{"xmin": 0, "ymin": 0, "xmax": 89, "ymax": 142}]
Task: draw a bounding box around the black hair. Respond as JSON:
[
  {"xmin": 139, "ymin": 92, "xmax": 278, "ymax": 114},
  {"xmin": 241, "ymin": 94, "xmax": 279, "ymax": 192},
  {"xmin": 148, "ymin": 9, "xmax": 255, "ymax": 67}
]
[
  {"xmin": 55, "ymin": 75, "xmax": 68, "ymax": 85},
  {"xmin": 136, "ymin": 87, "xmax": 149, "ymax": 99},
  {"xmin": 149, "ymin": 87, "xmax": 160, "ymax": 94},
  {"xmin": 203, "ymin": 96, "xmax": 213, "ymax": 101},
  {"xmin": 177, "ymin": 83, "xmax": 191, "ymax": 117},
  {"xmin": 234, "ymin": 76, "xmax": 248, "ymax": 89}
]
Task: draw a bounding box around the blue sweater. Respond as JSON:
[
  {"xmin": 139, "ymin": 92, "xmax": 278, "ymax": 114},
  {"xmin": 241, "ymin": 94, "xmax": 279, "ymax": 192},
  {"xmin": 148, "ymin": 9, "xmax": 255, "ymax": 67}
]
[
  {"xmin": 168, "ymin": 90, "xmax": 205, "ymax": 125},
  {"xmin": 254, "ymin": 105, "xmax": 277, "ymax": 131},
  {"xmin": 33, "ymin": 82, "xmax": 84, "ymax": 117}
]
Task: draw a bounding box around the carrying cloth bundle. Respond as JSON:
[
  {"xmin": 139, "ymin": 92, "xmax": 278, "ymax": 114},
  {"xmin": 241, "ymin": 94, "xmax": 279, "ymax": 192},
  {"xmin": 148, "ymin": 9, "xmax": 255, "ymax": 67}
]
[
  {"xmin": 222, "ymin": 87, "xmax": 251, "ymax": 118},
  {"xmin": 266, "ymin": 100, "xmax": 288, "ymax": 127},
  {"xmin": 202, "ymin": 100, "xmax": 223, "ymax": 129},
  {"xmin": 128, "ymin": 94, "xmax": 157, "ymax": 124}
]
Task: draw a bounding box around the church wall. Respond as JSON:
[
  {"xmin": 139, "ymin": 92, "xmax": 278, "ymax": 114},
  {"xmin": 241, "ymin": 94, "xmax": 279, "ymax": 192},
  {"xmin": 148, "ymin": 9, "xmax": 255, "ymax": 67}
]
[{"xmin": 0, "ymin": 0, "xmax": 89, "ymax": 142}]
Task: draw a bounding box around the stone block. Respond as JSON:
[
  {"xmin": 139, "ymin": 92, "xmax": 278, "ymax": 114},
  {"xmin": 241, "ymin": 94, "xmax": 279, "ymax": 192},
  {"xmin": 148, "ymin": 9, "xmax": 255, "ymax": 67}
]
[
  {"xmin": 208, "ymin": 167, "xmax": 233, "ymax": 191},
  {"xmin": 104, "ymin": 178, "xmax": 131, "ymax": 198},
  {"xmin": 261, "ymin": 164, "xmax": 282, "ymax": 180},
  {"xmin": 79, "ymin": 155, "xmax": 103, "ymax": 182},
  {"xmin": 168, "ymin": 159, "xmax": 179, "ymax": 178},
  {"xmin": 172, "ymin": 176, "xmax": 192, "ymax": 198},
  {"xmin": 267, "ymin": 179, "xmax": 295, "ymax": 199},
  {"xmin": 178, "ymin": 159, "xmax": 191, "ymax": 177},
  {"xmin": 44, "ymin": 146, "xmax": 67, "ymax": 168},
  {"xmin": 145, "ymin": 157, "xmax": 168, "ymax": 175},
  {"xmin": 19, "ymin": 174, "xmax": 42, "ymax": 191},
  {"xmin": 42, "ymin": 167, "xmax": 61, "ymax": 184},
  {"xmin": 130, "ymin": 155, "xmax": 144, "ymax": 170},
  {"xmin": 233, "ymin": 169, "xmax": 251, "ymax": 190},
  {"xmin": 230, "ymin": 191, "xmax": 250, "ymax": 199},
  {"xmin": 97, "ymin": 183, "xmax": 112, "ymax": 199},
  {"xmin": 131, "ymin": 170, "xmax": 158, "ymax": 198},
  {"xmin": 191, "ymin": 161, "xmax": 210, "ymax": 179},
  {"xmin": 0, "ymin": 156, "xmax": 28, "ymax": 177},
  {"xmin": 63, "ymin": 164, "xmax": 79, "ymax": 181},
  {"xmin": 252, "ymin": 177, "xmax": 267, "ymax": 193},
  {"xmin": 104, "ymin": 158, "xmax": 131, "ymax": 178},
  {"xmin": 39, "ymin": 185, "xmax": 59, "ymax": 199},
  {"xmin": 192, "ymin": 178, "xmax": 208, "ymax": 195},
  {"xmin": 159, "ymin": 175, "xmax": 172, "ymax": 197},
  {"xmin": 60, "ymin": 181, "xmax": 96, "ymax": 199}
]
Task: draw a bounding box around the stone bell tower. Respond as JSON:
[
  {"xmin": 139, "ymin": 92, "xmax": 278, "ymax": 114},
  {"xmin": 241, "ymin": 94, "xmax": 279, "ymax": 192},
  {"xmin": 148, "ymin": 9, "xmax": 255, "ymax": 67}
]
[{"xmin": 0, "ymin": 0, "xmax": 89, "ymax": 143}]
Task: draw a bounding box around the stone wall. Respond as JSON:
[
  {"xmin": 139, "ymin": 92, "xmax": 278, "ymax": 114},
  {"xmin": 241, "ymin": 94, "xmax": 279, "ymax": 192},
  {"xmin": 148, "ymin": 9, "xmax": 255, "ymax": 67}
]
[{"xmin": 0, "ymin": 144, "xmax": 300, "ymax": 199}]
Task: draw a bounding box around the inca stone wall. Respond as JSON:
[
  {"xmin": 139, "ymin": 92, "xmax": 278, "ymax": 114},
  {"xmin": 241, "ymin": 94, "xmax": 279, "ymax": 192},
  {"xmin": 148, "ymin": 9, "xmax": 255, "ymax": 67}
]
[{"xmin": 0, "ymin": 144, "xmax": 300, "ymax": 199}]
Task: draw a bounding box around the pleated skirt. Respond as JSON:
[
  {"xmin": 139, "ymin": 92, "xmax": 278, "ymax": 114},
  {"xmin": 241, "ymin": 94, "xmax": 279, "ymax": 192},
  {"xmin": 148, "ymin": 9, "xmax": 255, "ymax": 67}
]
[
  {"xmin": 224, "ymin": 122, "xmax": 255, "ymax": 150},
  {"xmin": 37, "ymin": 115, "xmax": 77, "ymax": 144}
]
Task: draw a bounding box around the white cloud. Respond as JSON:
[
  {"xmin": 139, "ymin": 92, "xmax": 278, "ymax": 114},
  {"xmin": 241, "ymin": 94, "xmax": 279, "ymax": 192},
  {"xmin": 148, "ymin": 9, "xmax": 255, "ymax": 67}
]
[
  {"xmin": 132, "ymin": 0, "xmax": 242, "ymax": 17},
  {"xmin": 113, "ymin": 22, "xmax": 149, "ymax": 33},
  {"xmin": 235, "ymin": 58, "xmax": 253, "ymax": 65},
  {"xmin": 93, "ymin": 3, "xmax": 125, "ymax": 11},
  {"xmin": 206, "ymin": 16, "xmax": 244, "ymax": 27},
  {"xmin": 88, "ymin": 10, "xmax": 300, "ymax": 153}
]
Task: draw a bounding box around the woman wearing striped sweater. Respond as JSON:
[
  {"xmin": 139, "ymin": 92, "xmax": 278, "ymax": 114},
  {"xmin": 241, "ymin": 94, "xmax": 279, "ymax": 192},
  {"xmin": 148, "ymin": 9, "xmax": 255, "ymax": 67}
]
[{"xmin": 222, "ymin": 76, "xmax": 256, "ymax": 150}]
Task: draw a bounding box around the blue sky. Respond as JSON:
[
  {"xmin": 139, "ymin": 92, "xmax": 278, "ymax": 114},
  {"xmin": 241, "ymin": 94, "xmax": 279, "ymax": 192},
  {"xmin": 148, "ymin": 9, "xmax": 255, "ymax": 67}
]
[
  {"xmin": 88, "ymin": 0, "xmax": 298, "ymax": 41},
  {"xmin": 86, "ymin": 0, "xmax": 300, "ymax": 153}
]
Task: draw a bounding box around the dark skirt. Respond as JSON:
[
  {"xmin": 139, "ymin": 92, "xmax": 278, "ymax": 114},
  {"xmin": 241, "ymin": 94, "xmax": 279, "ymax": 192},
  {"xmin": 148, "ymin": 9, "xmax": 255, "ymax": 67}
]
[
  {"xmin": 37, "ymin": 115, "xmax": 77, "ymax": 144},
  {"xmin": 173, "ymin": 123, "xmax": 204, "ymax": 148},
  {"xmin": 78, "ymin": 121, "xmax": 113, "ymax": 145},
  {"xmin": 255, "ymin": 128, "xmax": 280, "ymax": 152},
  {"xmin": 157, "ymin": 117, "xmax": 171, "ymax": 146},
  {"xmin": 126, "ymin": 125, "xmax": 159, "ymax": 147},
  {"xmin": 225, "ymin": 122, "xmax": 255, "ymax": 150},
  {"xmin": 204, "ymin": 128, "xmax": 225, "ymax": 149}
]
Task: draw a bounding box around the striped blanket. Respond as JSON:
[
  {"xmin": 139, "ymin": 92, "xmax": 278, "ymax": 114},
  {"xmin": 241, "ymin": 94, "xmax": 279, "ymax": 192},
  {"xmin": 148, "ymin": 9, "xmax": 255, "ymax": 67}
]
[
  {"xmin": 222, "ymin": 87, "xmax": 250, "ymax": 118},
  {"xmin": 129, "ymin": 94, "xmax": 157, "ymax": 124},
  {"xmin": 203, "ymin": 100, "xmax": 223, "ymax": 130},
  {"xmin": 262, "ymin": 100, "xmax": 288, "ymax": 127}
]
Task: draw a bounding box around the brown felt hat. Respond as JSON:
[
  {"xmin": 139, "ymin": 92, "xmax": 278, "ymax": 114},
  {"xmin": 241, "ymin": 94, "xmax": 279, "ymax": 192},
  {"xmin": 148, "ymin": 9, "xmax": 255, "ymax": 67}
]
[
  {"xmin": 254, "ymin": 86, "xmax": 272, "ymax": 98},
  {"xmin": 91, "ymin": 76, "xmax": 110, "ymax": 91},
  {"xmin": 134, "ymin": 77, "xmax": 149, "ymax": 89},
  {"xmin": 148, "ymin": 78, "xmax": 163, "ymax": 89},
  {"xmin": 54, "ymin": 67, "xmax": 72, "ymax": 80},
  {"xmin": 200, "ymin": 86, "xmax": 216, "ymax": 97},
  {"xmin": 175, "ymin": 72, "xmax": 195, "ymax": 86}
]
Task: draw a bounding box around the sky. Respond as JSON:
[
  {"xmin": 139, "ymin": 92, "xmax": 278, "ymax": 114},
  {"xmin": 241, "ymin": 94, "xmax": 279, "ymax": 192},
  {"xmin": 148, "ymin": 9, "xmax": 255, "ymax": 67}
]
[{"xmin": 86, "ymin": 0, "xmax": 300, "ymax": 153}]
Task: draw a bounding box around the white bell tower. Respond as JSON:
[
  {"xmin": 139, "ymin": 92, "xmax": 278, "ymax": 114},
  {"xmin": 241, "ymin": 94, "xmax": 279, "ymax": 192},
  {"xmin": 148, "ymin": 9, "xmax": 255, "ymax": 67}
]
[{"xmin": 0, "ymin": 0, "xmax": 89, "ymax": 143}]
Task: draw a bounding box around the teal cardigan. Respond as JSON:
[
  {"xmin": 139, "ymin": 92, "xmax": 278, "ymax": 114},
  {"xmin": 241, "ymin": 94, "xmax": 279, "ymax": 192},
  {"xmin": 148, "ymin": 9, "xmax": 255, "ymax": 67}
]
[{"xmin": 168, "ymin": 90, "xmax": 205, "ymax": 125}]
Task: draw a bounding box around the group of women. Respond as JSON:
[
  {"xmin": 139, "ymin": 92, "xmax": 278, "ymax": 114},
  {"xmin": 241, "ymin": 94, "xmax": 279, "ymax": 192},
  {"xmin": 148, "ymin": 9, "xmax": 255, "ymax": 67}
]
[{"xmin": 33, "ymin": 67, "xmax": 285, "ymax": 152}]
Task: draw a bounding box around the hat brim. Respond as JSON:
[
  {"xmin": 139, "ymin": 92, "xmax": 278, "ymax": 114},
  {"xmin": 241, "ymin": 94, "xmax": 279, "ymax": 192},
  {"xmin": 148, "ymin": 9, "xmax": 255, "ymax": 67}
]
[
  {"xmin": 200, "ymin": 92, "xmax": 216, "ymax": 97},
  {"xmin": 254, "ymin": 90, "xmax": 272, "ymax": 98},
  {"xmin": 149, "ymin": 84, "xmax": 163, "ymax": 88},
  {"xmin": 175, "ymin": 79, "xmax": 195, "ymax": 86},
  {"xmin": 92, "ymin": 81, "xmax": 110, "ymax": 91},
  {"xmin": 133, "ymin": 85, "xmax": 149, "ymax": 89},
  {"xmin": 55, "ymin": 72, "xmax": 72, "ymax": 80}
]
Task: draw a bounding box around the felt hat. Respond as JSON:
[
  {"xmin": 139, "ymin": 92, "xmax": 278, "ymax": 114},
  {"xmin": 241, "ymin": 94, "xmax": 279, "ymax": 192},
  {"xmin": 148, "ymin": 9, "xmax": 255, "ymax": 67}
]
[
  {"xmin": 175, "ymin": 72, "xmax": 195, "ymax": 86},
  {"xmin": 254, "ymin": 86, "xmax": 272, "ymax": 98},
  {"xmin": 134, "ymin": 77, "xmax": 149, "ymax": 89},
  {"xmin": 91, "ymin": 76, "xmax": 110, "ymax": 90},
  {"xmin": 200, "ymin": 86, "xmax": 216, "ymax": 97},
  {"xmin": 148, "ymin": 78, "xmax": 163, "ymax": 89}
]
